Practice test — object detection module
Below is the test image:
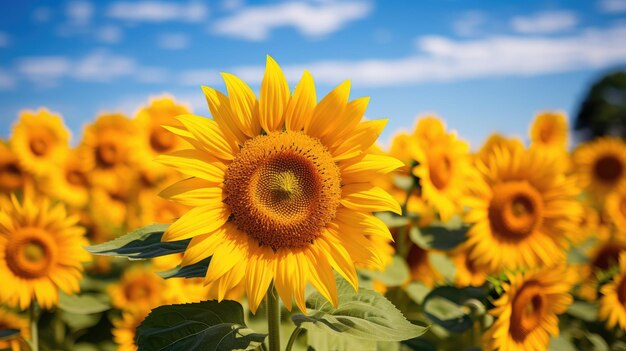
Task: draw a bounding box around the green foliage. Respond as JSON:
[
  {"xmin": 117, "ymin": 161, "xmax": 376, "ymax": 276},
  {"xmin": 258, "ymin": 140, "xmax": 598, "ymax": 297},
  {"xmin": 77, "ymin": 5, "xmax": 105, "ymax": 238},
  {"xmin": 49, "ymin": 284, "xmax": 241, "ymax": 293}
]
[
  {"xmin": 292, "ymin": 278, "xmax": 428, "ymax": 342},
  {"xmin": 575, "ymin": 71, "xmax": 626, "ymax": 140},
  {"xmin": 567, "ymin": 301, "xmax": 599, "ymax": 322},
  {"xmin": 409, "ymin": 217, "xmax": 468, "ymax": 250},
  {"xmin": 135, "ymin": 300, "xmax": 266, "ymax": 351},
  {"xmin": 58, "ymin": 292, "xmax": 111, "ymax": 315},
  {"xmin": 360, "ymin": 255, "xmax": 409, "ymax": 287},
  {"xmin": 422, "ymin": 286, "xmax": 486, "ymax": 333},
  {"xmin": 85, "ymin": 224, "xmax": 190, "ymax": 259},
  {"xmin": 157, "ymin": 257, "xmax": 211, "ymax": 279}
]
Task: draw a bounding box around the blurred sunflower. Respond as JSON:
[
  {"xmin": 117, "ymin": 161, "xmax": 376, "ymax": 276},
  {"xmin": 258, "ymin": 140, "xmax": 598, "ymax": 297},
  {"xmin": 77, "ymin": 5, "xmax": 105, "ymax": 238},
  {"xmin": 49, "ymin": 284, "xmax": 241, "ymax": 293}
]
[
  {"xmin": 165, "ymin": 278, "xmax": 213, "ymax": 304},
  {"xmin": 451, "ymin": 244, "xmax": 488, "ymax": 287},
  {"xmin": 607, "ymin": 188, "xmax": 626, "ymax": 235},
  {"xmin": 465, "ymin": 146, "xmax": 581, "ymax": 271},
  {"xmin": 0, "ymin": 193, "xmax": 90, "ymax": 309},
  {"xmin": 412, "ymin": 115, "xmax": 446, "ymax": 145},
  {"xmin": 599, "ymin": 252, "xmax": 626, "ymax": 330},
  {"xmin": 405, "ymin": 243, "xmax": 442, "ymax": 288},
  {"xmin": 529, "ymin": 111, "xmax": 568, "ymax": 151},
  {"xmin": 89, "ymin": 169, "xmax": 138, "ymax": 230},
  {"xmin": 112, "ymin": 309, "xmax": 148, "ymax": 351},
  {"xmin": 135, "ymin": 96, "xmax": 190, "ymax": 158},
  {"xmin": 483, "ymin": 266, "xmax": 575, "ymax": 351},
  {"xmin": 475, "ymin": 133, "xmax": 524, "ymax": 166},
  {"xmin": 108, "ymin": 266, "xmax": 165, "ymax": 311},
  {"xmin": 571, "ymin": 201, "xmax": 610, "ymax": 244},
  {"xmin": 410, "ymin": 122, "xmax": 473, "ymax": 222},
  {"xmin": 573, "ymin": 137, "xmax": 626, "ymax": 200},
  {"xmin": 578, "ymin": 239, "xmax": 626, "ymax": 301},
  {"xmin": 0, "ymin": 142, "xmax": 30, "ymax": 195},
  {"xmin": 158, "ymin": 56, "xmax": 402, "ymax": 313},
  {"xmin": 44, "ymin": 150, "xmax": 90, "ymax": 208},
  {"xmin": 0, "ymin": 308, "xmax": 29, "ymax": 351},
  {"xmin": 10, "ymin": 109, "xmax": 69, "ymax": 177}
]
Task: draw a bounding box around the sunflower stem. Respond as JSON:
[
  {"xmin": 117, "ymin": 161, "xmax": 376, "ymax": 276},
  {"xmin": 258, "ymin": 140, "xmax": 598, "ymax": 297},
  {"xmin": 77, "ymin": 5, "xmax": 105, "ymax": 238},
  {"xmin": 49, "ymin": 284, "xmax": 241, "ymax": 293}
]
[
  {"xmin": 29, "ymin": 302, "xmax": 39, "ymax": 351},
  {"xmin": 266, "ymin": 283, "xmax": 281, "ymax": 351},
  {"xmin": 285, "ymin": 327, "xmax": 303, "ymax": 351}
]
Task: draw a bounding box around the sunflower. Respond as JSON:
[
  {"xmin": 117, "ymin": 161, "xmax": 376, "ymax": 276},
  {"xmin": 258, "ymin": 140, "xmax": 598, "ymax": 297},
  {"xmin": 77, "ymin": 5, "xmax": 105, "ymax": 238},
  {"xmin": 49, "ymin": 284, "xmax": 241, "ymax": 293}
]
[
  {"xmin": 475, "ymin": 133, "xmax": 524, "ymax": 166},
  {"xmin": 451, "ymin": 244, "xmax": 488, "ymax": 287},
  {"xmin": 465, "ymin": 145, "xmax": 581, "ymax": 272},
  {"xmin": 0, "ymin": 193, "xmax": 90, "ymax": 309},
  {"xmin": 405, "ymin": 242, "xmax": 442, "ymax": 288},
  {"xmin": 410, "ymin": 119, "xmax": 474, "ymax": 222},
  {"xmin": 599, "ymin": 252, "xmax": 626, "ymax": 330},
  {"xmin": 0, "ymin": 142, "xmax": 30, "ymax": 195},
  {"xmin": 607, "ymin": 188, "xmax": 626, "ymax": 235},
  {"xmin": 529, "ymin": 111, "xmax": 568, "ymax": 151},
  {"xmin": 108, "ymin": 266, "xmax": 166, "ymax": 312},
  {"xmin": 158, "ymin": 56, "xmax": 401, "ymax": 313},
  {"xmin": 573, "ymin": 137, "xmax": 626, "ymax": 200},
  {"xmin": 43, "ymin": 150, "xmax": 91, "ymax": 208},
  {"xmin": 578, "ymin": 239, "xmax": 626, "ymax": 301},
  {"xmin": 0, "ymin": 308, "xmax": 29, "ymax": 351},
  {"xmin": 112, "ymin": 309, "xmax": 148, "ymax": 351},
  {"xmin": 10, "ymin": 109, "xmax": 69, "ymax": 177},
  {"xmin": 135, "ymin": 96, "xmax": 191, "ymax": 158},
  {"xmin": 412, "ymin": 115, "xmax": 446, "ymax": 145},
  {"xmin": 483, "ymin": 266, "xmax": 575, "ymax": 351}
]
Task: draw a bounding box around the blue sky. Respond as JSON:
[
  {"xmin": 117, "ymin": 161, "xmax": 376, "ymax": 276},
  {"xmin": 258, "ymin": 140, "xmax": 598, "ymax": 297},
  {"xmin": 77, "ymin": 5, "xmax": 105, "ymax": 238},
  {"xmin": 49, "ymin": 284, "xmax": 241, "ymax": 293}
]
[{"xmin": 1, "ymin": 0, "xmax": 626, "ymax": 148}]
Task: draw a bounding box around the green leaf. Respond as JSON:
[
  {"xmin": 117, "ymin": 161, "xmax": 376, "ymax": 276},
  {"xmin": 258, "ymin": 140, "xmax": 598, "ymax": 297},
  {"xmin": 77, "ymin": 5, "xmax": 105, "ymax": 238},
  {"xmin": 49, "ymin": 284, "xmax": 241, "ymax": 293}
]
[
  {"xmin": 60, "ymin": 312, "xmax": 101, "ymax": 331},
  {"xmin": 58, "ymin": 292, "xmax": 110, "ymax": 314},
  {"xmin": 85, "ymin": 224, "xmax": 189, "ymax": 259},
  {"xmin": 157, "ymin": 257, "xmax": 211, "ymax": 279},
  {"xmin": 292, "ymin": 278, "xmax": 428, "ymax": 342},
  {"xmin": 404, "ymin": 283, "xmax": 431, "ymax": 305},
  {"xmin": 567, "ymin": 301, "xmax": 598, "ymax": 322},
  {"xmin": 409, "ymin": 219, "xmax": 468, "ymax": 250},
  {"xmin": 422, "ymin": 286, "xmax": 486, "ymax": 333},
  {"xmin": 375, "ymin": 212, "xmax": 410, "ymax": 228},
  {"xmin": 360, "ymin": 255, "xmax": 409, "ymax": 287},
  {"xmin": 136, "ymin": 300, "xmax": 266, "ymax": 351},
  {"xmin": 0, "ymin": 329, "xmax": 19, "ymax": 341}
]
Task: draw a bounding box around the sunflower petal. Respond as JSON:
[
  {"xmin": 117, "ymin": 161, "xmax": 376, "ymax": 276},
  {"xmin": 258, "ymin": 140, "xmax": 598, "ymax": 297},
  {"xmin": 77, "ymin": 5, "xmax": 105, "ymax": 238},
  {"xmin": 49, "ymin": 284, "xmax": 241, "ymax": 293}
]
[
  {"xmin": 245, "ymin": 248, "xmax": 275, "ymax": 314},
  {"xmin": 341, "ymin": 183, "xmax": 402, "ymax": 215},
  {"xmin": 259, "ymin": 56, "xmax": 290, "ymax": 133},
  {"xmin": 222, "ymin": 72, "xmax": 260, "ymax": 137},
  {"xmin": 285, "ymin": 70, "xmax": 316, "ymax": 132},
  {"xmin": 202, "ymin": 86, "xmax": 247, "ymax": 144},
  {"xmin": 176, "ymin": 114, "xmax": 237, "ymax": 160},
  {"xmin": 305, "ymin": 80, "xmax": 350, "ymax": 138},
  {"xmin": 155, "ymin": 149, "xmax": 226, "ymax": 183},
  {"xmin": 340, "ymin": 153, "xmax": 404, "ymax": 184},
  {"xmin": 163, "ymin": 204, "xmax": 230, "ymax": 241},
  {"xmin": 332, "ymin": 119, "xmax": 387, "ymax": 161}
]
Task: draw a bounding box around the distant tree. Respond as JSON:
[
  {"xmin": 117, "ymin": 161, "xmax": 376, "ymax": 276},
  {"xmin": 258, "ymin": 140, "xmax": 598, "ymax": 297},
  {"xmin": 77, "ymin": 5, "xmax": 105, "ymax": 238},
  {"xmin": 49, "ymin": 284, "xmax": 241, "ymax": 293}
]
[{"xmin": 575, "ymin": 71, "xmax": 626, "ymax": 140}]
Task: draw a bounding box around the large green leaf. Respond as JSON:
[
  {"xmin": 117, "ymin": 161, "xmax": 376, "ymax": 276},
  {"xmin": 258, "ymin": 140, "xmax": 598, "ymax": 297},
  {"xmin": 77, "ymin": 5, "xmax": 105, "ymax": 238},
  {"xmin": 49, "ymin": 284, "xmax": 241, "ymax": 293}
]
[
  {"xmin": 157, "ymin": 257, "xmax": 211, "ymax": 279},
  {"xmin": 360, "ymin": 255, "xmax": 409, "ymax": 287},
  {"xmin": 85, "ymin": 224, "xmax": 189, "ymax": 259},
  {"xmin": 409, "ymin": 217, "xmax": 468, "ymax": 250},
  {"xmin": 422, "ymin": 286, "xmax": 486, "ymax": 333},
  {"xmin": 292, "ymin": 278, "xmax": 428, "ymax": 342},
  {"xmin": 59, "ymin": 291, "xmax": 110, "ymax": 314},
  {"xmin": 136, "ymin": 300, "xmax": 266, "ymax": 351}
]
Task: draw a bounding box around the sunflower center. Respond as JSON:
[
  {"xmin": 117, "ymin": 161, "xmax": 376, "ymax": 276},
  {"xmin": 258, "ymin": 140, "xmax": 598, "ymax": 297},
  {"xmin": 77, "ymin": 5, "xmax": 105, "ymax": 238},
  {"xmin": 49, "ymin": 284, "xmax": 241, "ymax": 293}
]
[
  {"xmin": 29, "ymin": 137, "xmax": 48, "ymax": 156},
  {"xmin": 223, "ymin": 131, "xmax": 341, "ymax": 251},
  {"xmin": 593, "ymin": 155, "xmax": 623, "ymax": 184},
  {"xmin": 124, "ymin": 282, "xmax": 153, "ymax": 301},
  {"xmin": 618, "ymin": 277, "xmax": 626, "ymax": 305},
  {"xmin": 96, "ymin": 141, "xmax": 121, "ymax": 168},
  {"xmin": 150, "ymin": 126, "xmax": 177, "ymax": 153},
  {"xmin": 489, "ymin": 182, "xmax": 543, "ymax": 239},
  {"xmin": 510, "ymin": 282, "xmax": 546, "ymax": 342},
  {"xmin": 538, "ymin": 124, "xmax": 554, "ymax": 144},
  {"xmin": 66, "ymin": 169, "xmax": 88, "ymax": 187},
  {"xmin": 620, "ymin": 197, "xmax": 626, "ymax": 218},
  {"xmin": 5, "ymin": 229, "xmax": 56, "ymax": 279},
  {"xmin": 429, "ymin": 151, "xmax": 453, "ymax": 190}
]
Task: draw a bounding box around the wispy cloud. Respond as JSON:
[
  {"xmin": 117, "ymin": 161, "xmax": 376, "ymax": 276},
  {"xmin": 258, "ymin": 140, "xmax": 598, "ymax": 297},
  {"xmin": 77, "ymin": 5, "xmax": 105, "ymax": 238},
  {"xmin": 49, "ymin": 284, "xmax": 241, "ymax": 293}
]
[
  {"xmin": 65, "ymin": 1, "xmax": 94, "ymax": 25},
  {"xmin": 97, "ymin": 26, "xmax": 123, "ymax": 43},
  {"xmin": 106, "ymin": 1, "xmax": 209, "ymax": 22},
  {"xmin": 157, "ymin": 33, "xmax": 190, "ymax": 50},
  {"xmin": 0, "ymin": 32, "xmax": 9, "ymax": 47},
  {"xmin": 183, "ymin": 24, "xmax": 626, "ymax": 87},
  {"xmin": 599, "ymin": 0, "xmax": 626, "ymax": 13},
  {"xmin": 32, "ymin": 7, "xmax": 53, "ymax": 23},
  {"xmin": 453, "ymin": 11, "xmax": 486, "ymax": 37},
  {"xmin": 0, "ymin": 69, "xmax": 16, "ymax": 90},
  {"xmin": 510, "ymin": 11, "xmax": 578, "ymax": 34},
  {"xmin": 178, "ymin": 69, "xmax": 222, "ymax": 86},
  {"xmin": 212, "ymin": 1, "xmax": 372, "ymax": 41}
]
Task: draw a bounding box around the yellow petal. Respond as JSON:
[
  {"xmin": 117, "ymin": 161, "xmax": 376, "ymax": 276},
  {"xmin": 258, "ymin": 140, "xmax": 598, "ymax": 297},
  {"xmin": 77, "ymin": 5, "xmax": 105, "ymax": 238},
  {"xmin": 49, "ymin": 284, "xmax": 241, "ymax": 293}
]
[
  {"xmin": 305, "ymin": 80, "xmax": 350, "ymax": 138},
  {"xmin": 285, "ymin": 70, "xmax": 316, "ymax": 132},
  {"xmin": 202, "ymin": 86, "xmax": 247, "ymax": 144},
  {"xmin": 155, "ymin": 150, "xmax": 226, "ymax": 183},
  {"xmin": 318, "ymin": 235, "xmax": 358, "ymax": 291},
  {"xmin": 217, "ymin": 260, "xmax": 246, "ymax": 301},
  {"xmin": 163, "ymin": 204, "xmax": 230, "ymax": 241},
  {"xmin": 331, "ymin": 119, "xmax": 387, "ymax": 161},
  {"xmin": 245, "ymin": 248, "xmax": 275, "ymax": 314},
  {"xmin": 340, "ymin": 153, "xmax": 404, "ymax": 184},
  {"xmin": 274, "ymin": 251, "xmax": 295, "ymax": 311},
  {"xmin": 341, "ymin": 183, "xmax": 402, "ymax": 215},
  {"xmin": 205, "ymin": 231, "xmax": 248, "ymax": 284},
  {"xmin": 182, "ymin": 227, "xmax": 228, "ymax": 266},
  {"xmin": 305, "ymin": 246, "xmax": 338, "ymax": 307},
  {"xmin": 222, "ymin": 72, "xmax": 260, "ymax": 137},
  {"xmin": 331, "ymin": 96, "xmax": 370, "ymax": 141},
  {"xmin": 334, "ymin": 207, "xmax": 393, "ymax": 240},
  {"xmin": 176, "ymin": 114, "xmax": 238, "ymax": 160},
  {"xmin": 159, "ymin": 178, "xmax": 224, "ymax": 207},
  {"xmin": 259, "ymin": 55, "xmax": 290, "ymax": 133}
]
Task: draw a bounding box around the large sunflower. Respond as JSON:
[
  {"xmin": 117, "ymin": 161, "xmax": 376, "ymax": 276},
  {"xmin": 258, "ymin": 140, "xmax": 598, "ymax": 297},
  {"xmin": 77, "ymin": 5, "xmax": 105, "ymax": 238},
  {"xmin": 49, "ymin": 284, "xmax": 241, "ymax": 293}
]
[
  {"xmin": 599, "ymin": 252, "xmax": 626, "ymax": 330},
  {"xmin": 573, "ymin": 137, "xmax": 626, "ymax": 200},
  {"xmin": 410, "ymin": 117, "xmax": 474, "ymax": 222},
  {"xmin": 0, "ymin": 194, "xmax": 91, "ymax": 309},
  {"xmin": 529, "ymin": 111, "xmax": 568, "ymax": 151},
  {"xmin": 483, "ymin": 266, "xmax": 575, "ymax": 351},
  {"xmin": 10, "ymin": 109, "xmax": 69, "ymax": 177},
  {"xmin": 158, "ymin": 56, "xmax": 401, "ymax": 313},
  {"xmin": 465, "ymin": 145, "xmax": 581, "ymax": 272}
]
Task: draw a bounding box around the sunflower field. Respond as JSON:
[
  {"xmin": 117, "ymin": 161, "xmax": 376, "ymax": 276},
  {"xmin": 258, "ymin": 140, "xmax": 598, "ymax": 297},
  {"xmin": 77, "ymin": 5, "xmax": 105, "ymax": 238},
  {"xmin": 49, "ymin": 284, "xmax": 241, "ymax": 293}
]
[{"xmin": 1, "ymin": 56, "xmax": 626, "ymax": 351}]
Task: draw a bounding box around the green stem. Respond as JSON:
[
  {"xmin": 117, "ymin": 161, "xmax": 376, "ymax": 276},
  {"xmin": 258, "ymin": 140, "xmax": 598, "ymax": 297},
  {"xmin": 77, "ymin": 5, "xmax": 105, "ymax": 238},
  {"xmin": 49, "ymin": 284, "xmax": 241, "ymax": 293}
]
[
  {"xmin": 285, "ymin": 327, "xmax": 303, "ymax": 351},
  {"xmin": 29, "ymin": 302, "xmax": 39, "ymax": 351},
  {"xmin": 266, "ymin": 283, "xmax": 280, "ymax": 351}
]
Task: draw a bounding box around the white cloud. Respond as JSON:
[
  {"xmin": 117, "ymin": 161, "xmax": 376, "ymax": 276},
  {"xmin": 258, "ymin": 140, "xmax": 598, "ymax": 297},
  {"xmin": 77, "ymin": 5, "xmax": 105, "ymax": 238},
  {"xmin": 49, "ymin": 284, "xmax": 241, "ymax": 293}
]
[
  {"xmin": 17, "ymin": 56, "xmax": 71, "ymax": 87},
  {"xmin": 511, "ymin": 11, "xmax": 578, "ymax": 34},
  {"xmin": 157, "ymin": 33, "xmax": 190, "ymax": 50},
  {"xmin": 600, "ymin": 0, "xmax": 626, "ymax": 13},
  {"xmin": 66, "ymin": 1, "xmax": 94, "ymax": 25},
  {"xmin": 97, "ymin": 26, "xmax": 123, "ymax": 43},
  {"xmin": 0, "ymin": 69, "xmax": 16, "ymax": 90},
  {"xmin": 73, "ymin": 51, "xmax": 135, "ymax": 82},
  {"xmin": 184, "ymin": 24, "xmax": 626, "ymax": 87},
  {"xmin": 212, "ymin": 1, "xmax": 372, "ymax": 40},
  {"xmin": 179, "ymin": 69, "xmax": 222, "ymax": 86},
  {"xmin": 32, "ymin": 7, "xmax": 52, "ymax": 23},
  {"xmin": 221, "ymin": 0, "xmax": 244, "ymax": 11},
  {"xmin": 135, "ymin": 67, "xmax": 169, "ymax": 83},
  {"xmin": 453, "ymin": 11, "xmax": 486, "ymax": 37},
  {"xmin": 107, "ymin": 1, "xmax": 208, "ymax": 22},
  {"xmin": 0, "ymin": 32, "xmax": 9, "ymax": 47}
]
